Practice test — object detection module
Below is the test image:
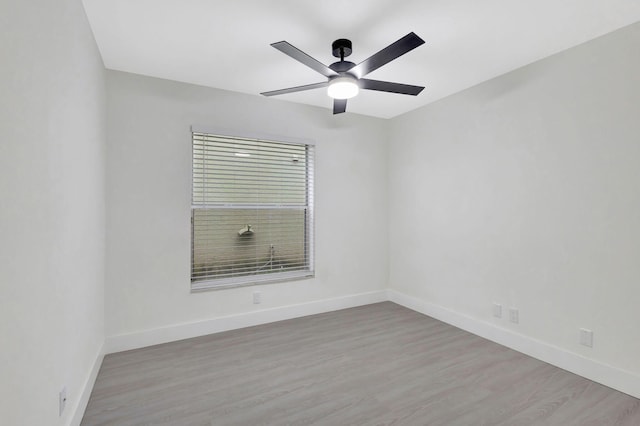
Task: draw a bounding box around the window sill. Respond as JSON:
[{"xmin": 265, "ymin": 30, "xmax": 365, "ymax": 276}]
[{"xmin": 190, "ymin": 270, "xmax": 314, "ymax": 292}]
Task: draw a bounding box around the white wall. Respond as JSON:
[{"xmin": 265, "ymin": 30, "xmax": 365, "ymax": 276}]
[
  {"xmin": 389, "ymin": 23, "xmax": 640, "ymax": 376},
  {"xmin": 105, "ymin": 71, "xmax": 389, "ymax": 339},
  {"xmin": 0, "ymin": 1, "xmax": 106, "ymax": 425}
]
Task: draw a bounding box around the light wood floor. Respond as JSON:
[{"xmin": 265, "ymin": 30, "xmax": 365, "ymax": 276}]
[{"xmin": 82, "ymin": 302, "xmax": 640, "ymax": 425}]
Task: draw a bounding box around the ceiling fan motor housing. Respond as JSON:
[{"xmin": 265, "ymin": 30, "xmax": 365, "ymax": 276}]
[{"xmin": 329, "ymin": 60, "xmax": 356, "ymax": 73}]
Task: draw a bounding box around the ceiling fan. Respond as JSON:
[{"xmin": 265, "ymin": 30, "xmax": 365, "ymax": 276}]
[{"xmin": 261, "ymin": 32, "xmax": 426, "ymax": 114}]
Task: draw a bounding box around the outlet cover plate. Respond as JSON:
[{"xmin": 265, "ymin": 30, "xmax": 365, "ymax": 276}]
[
  {"xmin": 493, "ymin": 303, "xmax": 502, "ymax": 318},
  {"xmin": 580, "ymin": 328, "xmax": 593, "ymax": 347},
  {"xmin": 509, "ymin": 308, "xmax": 519, "ymax": 324},
  {"xmin": 59, "ymin": 386, "xmax": 67, "ymax": 416}
]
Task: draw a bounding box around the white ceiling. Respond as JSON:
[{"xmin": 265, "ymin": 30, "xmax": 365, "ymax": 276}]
[{"xmin": 83, "ymin": 0, "xmax": 640, "ymax": 119}]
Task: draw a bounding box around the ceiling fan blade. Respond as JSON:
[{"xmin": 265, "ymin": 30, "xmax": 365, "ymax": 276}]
[
  {"xmin": 360, "ymin": 79, "xmax": 425, "ymax": 96},
  {"xmin": 271, "ymin": 41, "xmax": 339, "ymax": 78},
  {"xmin": 261, "ymin": 81, "xmax": 328, "ymax": 97},
  {"xmin": 333, "ymin": 99, "xmax": 347, "ymax": 114},
  {"xmin": 350, "ymin": 32, "xmax": 425, "ymax": 79}
]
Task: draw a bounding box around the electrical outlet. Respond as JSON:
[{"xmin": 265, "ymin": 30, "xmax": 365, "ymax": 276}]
[
  {"xmin": 580, "ymin": 328, "xmax": 593, "ymax": 347},
  {"xmin": 59, "ymin": 386, "xmax": 67, "ymax": 416},
  {"xmin": 509, "ymin": 308, "xmax": 519, "ymax": 324},
  {"xmin": 493, "ymin": 303, "xmax": 502, "ymax": 318},
  {"xmin": 253, "ymin": 291, "xmax": 261, "ymax": 304}
]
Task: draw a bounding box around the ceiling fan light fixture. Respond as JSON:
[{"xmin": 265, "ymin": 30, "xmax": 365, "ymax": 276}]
[{"xmin": 327, "ymin": 76, "xmax": 359, "ymax": 99}]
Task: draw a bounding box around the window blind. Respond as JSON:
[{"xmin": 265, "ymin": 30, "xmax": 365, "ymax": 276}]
[{"xmin": 191, "ymin": 132, "xmax": 314, "ymax": 290}]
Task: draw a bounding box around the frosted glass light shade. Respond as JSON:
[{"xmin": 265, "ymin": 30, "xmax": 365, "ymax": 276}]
[{"xmin": 327, "ymin": 76, "xmax": 359, "ymax": 99}]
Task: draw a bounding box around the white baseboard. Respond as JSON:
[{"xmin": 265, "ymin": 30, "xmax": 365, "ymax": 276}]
[
  {"xmin": 387, "ymin": 289, "xmax": 640, "ymax": 399},
  {"xmin": 104, "ymin": 290, "xmax": 388, "ymax": 354},
  {"xmin": 69, "ymin": 343, "xmax": 104, "ymax": 426}
]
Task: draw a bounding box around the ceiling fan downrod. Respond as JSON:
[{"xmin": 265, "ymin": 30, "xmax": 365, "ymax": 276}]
[{"xmin": 332, "ymin": 39, "xmax": 352, "ymax": 61}]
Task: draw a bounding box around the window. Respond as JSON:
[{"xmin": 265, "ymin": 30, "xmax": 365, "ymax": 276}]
[{"xmin": 191, "ymin": 130, "xmax": 314, "ymax": 291}]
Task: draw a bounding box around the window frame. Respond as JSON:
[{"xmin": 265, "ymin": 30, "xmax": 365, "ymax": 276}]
[{"xmin": 190, "ymin": 126, "xmax": 315, "ymax": 292}]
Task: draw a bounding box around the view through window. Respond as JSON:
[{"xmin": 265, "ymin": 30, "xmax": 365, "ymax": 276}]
[{"xmin": 191, "ymin": 131, "xmax": 314, "ymax": 290}]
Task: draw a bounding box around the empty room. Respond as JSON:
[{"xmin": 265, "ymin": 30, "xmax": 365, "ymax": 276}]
[{"xmin": 2, "ymin": 0, "xmax": 640, "ymax": 425}]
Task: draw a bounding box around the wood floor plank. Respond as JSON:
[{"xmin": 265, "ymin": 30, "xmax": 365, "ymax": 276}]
[{"xmin": 82, "ymin": 302, "xmax": 640, "ymax": 425}]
